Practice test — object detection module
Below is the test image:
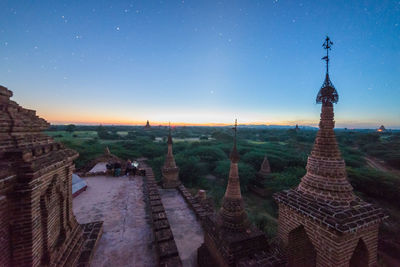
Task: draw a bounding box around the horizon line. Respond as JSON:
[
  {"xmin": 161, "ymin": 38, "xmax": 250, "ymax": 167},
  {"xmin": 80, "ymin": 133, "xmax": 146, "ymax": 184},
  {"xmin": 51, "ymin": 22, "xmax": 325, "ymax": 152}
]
[{"xmin": 47, "ymin": 120, "xmax": 400, "ymax": 130}]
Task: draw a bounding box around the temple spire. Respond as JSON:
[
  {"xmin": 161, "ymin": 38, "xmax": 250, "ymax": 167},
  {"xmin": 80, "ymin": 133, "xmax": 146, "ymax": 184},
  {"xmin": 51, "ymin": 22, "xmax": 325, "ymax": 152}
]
[
  {"xmin": 167, "ymin": 121, "xmax": 172, "ymax": 145},
  {"xmin": 230, "ymin": 119, "xmax": 239, "ymax": 163},
  {"xmin": 298, "ymin": 36, "xmax": 354, "ymax": 206},
  {"xmin": 161, "ymin": 121, "xmax": 180, "ymax": 188},
  {"xmin": 218, "ymin": 119, "xmax": 249, "ymax": 231}
]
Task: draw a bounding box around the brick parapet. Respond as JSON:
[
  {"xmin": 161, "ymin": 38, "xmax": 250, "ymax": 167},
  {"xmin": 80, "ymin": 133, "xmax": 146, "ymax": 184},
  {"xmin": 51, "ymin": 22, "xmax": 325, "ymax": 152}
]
[
  {"xmin": 177, "ymin": 184, "xmax": 213, "ymax": 223},
  {"xmin": 140, "ymin": 162, "xmax": 182, "ymax": 267}
]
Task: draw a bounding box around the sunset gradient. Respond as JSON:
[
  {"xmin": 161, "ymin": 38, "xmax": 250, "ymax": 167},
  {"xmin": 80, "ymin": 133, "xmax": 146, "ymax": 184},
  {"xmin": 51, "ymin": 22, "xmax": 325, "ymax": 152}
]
[{"xmin": 1, "ymin": 1, "xmax": 399, "ymax": 128}]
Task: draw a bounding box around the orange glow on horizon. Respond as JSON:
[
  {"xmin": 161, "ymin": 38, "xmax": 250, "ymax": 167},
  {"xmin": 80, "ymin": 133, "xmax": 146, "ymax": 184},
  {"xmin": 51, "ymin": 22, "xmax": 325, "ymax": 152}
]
[{"xmin": 47, "ymin": 119, "xmax": 303, "ymax": 127}]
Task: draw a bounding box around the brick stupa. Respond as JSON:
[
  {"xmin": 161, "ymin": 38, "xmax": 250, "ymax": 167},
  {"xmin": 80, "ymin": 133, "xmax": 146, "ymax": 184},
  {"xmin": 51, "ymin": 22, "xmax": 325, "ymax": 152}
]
[
  {"xmin": 161, "ymin": 125, "xmax": 180, "ymax": 188},
  {"xmin": 0, "ymin": 86, "xmax": 103, "ymax": 266},
  {"xmin": 249, "ymin": 155, "xmax": 272, "ymax": 198},
  {"xmin": 198, "ymin": 120, "xmax": 277, "ymax": 266},
  {"xmin": 274, "ymin": 37, "xmax": 386, "ymax": 266}
]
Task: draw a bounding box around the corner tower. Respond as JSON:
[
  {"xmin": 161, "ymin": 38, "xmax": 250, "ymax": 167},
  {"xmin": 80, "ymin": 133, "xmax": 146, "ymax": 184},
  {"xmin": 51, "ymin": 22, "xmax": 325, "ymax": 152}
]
[
  {"xmin": 274, "ymin": 37, "xmax": 386, "ymax": 266},
  {"xmin": 0, "ymin": 86, "xmax": 102, "ymax": 267},
  {"xmin": 161, "ymin": 123, "xmax": 180, "ymax": 188},
  {"xmin": 198, "ymin": 120, "xmax": 271, "ymax": 266}
]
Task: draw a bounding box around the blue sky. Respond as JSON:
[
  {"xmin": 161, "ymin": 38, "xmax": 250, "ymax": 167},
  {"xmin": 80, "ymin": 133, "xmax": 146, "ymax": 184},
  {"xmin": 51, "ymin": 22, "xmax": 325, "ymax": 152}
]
[{"xmin": 1, "ymin": 0, "xmax": 399, "ymax": 128}]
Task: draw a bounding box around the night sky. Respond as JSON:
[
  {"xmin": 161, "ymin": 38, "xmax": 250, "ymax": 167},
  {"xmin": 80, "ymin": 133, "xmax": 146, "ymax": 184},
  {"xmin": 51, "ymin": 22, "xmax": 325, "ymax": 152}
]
[{"xmin": 1, "ymin": 0, "xmax": 399, "ymax": 128}]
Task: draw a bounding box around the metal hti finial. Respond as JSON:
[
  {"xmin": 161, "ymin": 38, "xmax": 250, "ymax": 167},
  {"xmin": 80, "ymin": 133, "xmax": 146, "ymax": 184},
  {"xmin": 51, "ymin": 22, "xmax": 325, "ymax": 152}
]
[
  {"xmin": 230, "ymin": 119, "xmax": 239, "ymax": 162},
  {"xmin": 322, "ymin": 36, "xmax": 333, "ymax": 74},
  {"xmin": 233, "ymin": 119, "xmax": 237, "ymax": 139},
  {"xmin": 316, "ymin": 36, "xmax": 338, "ymax": 105},
  {"xmin": 167, "ymin": 121, "xmax": 173, "ymax": 144}
]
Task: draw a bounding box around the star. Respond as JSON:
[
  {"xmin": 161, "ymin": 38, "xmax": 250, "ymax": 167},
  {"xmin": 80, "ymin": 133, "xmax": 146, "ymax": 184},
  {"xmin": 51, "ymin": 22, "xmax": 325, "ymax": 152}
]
[{"xmin": 116, "ymin": 26, "xmax": 120, "ymax": 31}]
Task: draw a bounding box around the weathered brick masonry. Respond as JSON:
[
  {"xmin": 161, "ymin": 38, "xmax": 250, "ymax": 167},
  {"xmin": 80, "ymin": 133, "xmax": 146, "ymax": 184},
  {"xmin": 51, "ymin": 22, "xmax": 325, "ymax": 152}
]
[
  {"xmin": 0, "ymin": 85, "xmax": 102, "ymax": 267},
  {"xmin": 274, "ymin": 45, "xmax": 386, "ymax": 267}
]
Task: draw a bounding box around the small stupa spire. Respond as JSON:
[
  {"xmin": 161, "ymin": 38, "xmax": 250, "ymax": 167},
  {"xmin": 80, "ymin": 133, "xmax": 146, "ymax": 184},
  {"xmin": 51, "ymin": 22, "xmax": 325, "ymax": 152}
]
[
  {"xmin": 230, "ymin": 119, "xmax": 239, "ymax": 163},
  {"xmin": 218, "ymin": 119, "xmax": 249, "ymax": 231},
  {"xmin": 161, "ymin": 121, "xmax": 180, "ymax": 188},
  {"xmin": 167, "ymin": 121, "xmax": 173, "ymax": 145}
]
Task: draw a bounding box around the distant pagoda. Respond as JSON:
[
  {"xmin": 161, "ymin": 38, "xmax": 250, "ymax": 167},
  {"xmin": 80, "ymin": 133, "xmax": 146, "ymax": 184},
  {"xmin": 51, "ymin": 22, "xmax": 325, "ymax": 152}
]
[
  {"xmin": 258, "ymin": 155, "xmax": 271, "ymax": 177},
  {"xmin": 161, "ymin": 123, "xmax": 180, "ymax": 188},
  {"xmin": 144, "ymin": 120, "xmax": 151, "ymax": 129},
  {"xmin": 198, "ymin": 120, "xmax": 276, "ymax": 266},
  {"xmin": 274, "ymin": 37, "xmax": 386, "ymax": 266},
  {"xmin": 295, "ymin": 124, "xmax": 299, "ymax": 131},
  {"xmin": 249, "ymin": 155, "xmax": 272, "ymax": 198}
]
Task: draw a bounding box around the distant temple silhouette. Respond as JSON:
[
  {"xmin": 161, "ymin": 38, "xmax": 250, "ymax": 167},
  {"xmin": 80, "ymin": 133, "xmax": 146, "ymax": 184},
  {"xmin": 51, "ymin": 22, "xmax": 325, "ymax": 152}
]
[
  {"xmin": 248, "ymin": 155, "xmax": 272, "ymax": 198},
  {"xmin": 145, "ymin": 120, "xmax": 151, "ymax": 129}
]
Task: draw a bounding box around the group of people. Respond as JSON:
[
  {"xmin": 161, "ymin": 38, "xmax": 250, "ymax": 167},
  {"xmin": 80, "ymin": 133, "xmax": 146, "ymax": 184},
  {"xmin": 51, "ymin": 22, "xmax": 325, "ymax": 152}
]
[
  {"xmin": 106, "ymin": 162, "xmax": 122, "ymax": 176},
  {"xmin": 105, "ymin": 159, "xmax": 139, "ymax": 177},
  {"xmin": 125, "ymin": 159, "xmax": 139, "ymax": 176}
]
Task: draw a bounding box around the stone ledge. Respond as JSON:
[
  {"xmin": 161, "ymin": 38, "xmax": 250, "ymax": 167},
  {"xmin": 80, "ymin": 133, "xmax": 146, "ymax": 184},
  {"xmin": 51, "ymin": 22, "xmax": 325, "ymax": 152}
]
[
  {"xmin": 177, "ymin": 184, "xmax": 214, "ymax": 224},
  {"xmin": 76, "ymin": 221, "xmax": 104, "ymax": 267}
]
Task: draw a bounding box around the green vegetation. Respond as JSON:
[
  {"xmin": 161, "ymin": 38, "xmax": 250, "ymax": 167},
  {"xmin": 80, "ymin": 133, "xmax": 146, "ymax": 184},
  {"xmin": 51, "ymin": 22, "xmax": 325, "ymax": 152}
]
[{"xmin": 47, "ymin": 125, "xmax": 400, "ymax": 238}]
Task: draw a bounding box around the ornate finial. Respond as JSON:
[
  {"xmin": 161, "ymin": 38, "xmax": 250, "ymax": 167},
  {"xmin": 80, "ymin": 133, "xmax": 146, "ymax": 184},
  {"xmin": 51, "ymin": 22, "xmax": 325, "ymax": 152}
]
[
  {"xmin": 233, "ymin": 119, "xmax": 237, "ymax": 139},
  {"xmin": 322, "ymin": 36, "xmax": 333, "ymax": 74},
  {"xmin": 317, "ymin": 36, "xmax": 338, "ymax": 105},
  {"xmin": 230, "ymin": 119, "xmax": 239, "ymax": 163}
]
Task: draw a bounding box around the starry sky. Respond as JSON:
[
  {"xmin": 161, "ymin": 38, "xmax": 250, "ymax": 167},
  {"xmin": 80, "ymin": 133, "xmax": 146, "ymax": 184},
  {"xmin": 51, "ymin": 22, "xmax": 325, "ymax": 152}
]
[{"xmin": 1, "ymin": 0, "xmax": 399, "ymax": 128}]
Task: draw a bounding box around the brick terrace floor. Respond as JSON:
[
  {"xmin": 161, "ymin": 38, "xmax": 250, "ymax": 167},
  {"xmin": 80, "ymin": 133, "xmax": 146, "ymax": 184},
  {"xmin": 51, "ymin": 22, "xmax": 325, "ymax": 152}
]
[
  {"xmin": 73, "ymin": 175, "xmax": 157, "ymax": 267},
  {"xmin": 159, "ymin": 188, "xmax": 204, "ymax": 267}
]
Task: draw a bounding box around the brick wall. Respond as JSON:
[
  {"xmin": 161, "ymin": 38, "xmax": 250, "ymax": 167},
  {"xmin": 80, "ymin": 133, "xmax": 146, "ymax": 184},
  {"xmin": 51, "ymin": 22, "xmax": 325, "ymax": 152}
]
[{"xmin": 278, "ymin": 204, "xmax": 380, "ymax": 267}]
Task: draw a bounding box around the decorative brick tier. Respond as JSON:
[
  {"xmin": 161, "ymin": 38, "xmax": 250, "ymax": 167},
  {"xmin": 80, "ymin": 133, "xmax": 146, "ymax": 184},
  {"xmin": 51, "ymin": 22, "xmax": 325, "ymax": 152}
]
[
  {"xmin": 297, "ymin": 105, "xmax": 355, "ymax": 206},
  {"xmin": 275, "ymin": 202, "xmax": 383, "ymax": 266},
  {"xmin": 275, "ymin": 189, "xmax": 386, "ymax": 233},
  {"xmin": 140, "ymin": 162, "xmax": 182, "ymax": 267}
]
